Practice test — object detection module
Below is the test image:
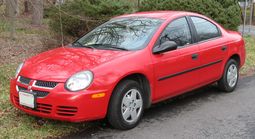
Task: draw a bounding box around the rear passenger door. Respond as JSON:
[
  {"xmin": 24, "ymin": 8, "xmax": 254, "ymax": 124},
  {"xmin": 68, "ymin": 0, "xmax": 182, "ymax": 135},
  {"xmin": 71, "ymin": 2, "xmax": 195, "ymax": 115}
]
[{"xmin": 189, "ymin": 16, "xmax": 228, "ymax": 83}]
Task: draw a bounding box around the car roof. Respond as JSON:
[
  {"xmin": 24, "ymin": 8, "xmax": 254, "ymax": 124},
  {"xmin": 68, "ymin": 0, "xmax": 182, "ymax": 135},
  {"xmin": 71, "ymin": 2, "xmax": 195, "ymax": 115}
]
[{"xmin": 114, "ymin": 11, "xmax": 198, "ymax": 20}]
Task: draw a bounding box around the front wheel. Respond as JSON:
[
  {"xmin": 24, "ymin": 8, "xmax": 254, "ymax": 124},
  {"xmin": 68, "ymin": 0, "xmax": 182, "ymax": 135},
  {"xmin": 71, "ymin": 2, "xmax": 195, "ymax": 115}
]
[
  {"xmin": 107, "ymin": 80, "xmax": 144, "ymax": 130},
  {"xmin": 218, "ymin": 59, "xmax": 239, "ymax": 92}
]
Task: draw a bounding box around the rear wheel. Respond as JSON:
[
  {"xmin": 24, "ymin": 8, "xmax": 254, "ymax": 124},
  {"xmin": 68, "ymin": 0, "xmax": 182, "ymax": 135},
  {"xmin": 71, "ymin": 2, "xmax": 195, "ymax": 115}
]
[
  {"xmin": 218, "ymin": 59, "xmax": 239, "ymax": 92},
  {"xmin": 107, "ymin": 80, "xmax": 144, "ymax": 130}
]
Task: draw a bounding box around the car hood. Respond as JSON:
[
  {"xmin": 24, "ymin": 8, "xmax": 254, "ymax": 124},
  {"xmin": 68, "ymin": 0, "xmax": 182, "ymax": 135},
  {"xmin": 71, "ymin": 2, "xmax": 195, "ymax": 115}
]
[{"xmin": 20, "ymin": 46, "xmax": 131, "ymax": 82}]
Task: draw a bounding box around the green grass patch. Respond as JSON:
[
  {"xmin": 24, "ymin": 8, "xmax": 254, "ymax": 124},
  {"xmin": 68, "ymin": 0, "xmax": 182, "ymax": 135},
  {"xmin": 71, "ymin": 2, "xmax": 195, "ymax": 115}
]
[
  {"xmin": 0, "ymin": 19, "xmax": 11, "ymax": 32},
  {"xmin": 241, "ymin": 36, "xmax": 255, "ymax": 75}
]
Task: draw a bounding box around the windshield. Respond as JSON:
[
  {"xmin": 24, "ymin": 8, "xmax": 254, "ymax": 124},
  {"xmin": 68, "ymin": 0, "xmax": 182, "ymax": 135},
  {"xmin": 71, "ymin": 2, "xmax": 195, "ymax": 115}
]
[{"xmin": 73, "ymin": 17, "xmax": 163, "ymax": 51}]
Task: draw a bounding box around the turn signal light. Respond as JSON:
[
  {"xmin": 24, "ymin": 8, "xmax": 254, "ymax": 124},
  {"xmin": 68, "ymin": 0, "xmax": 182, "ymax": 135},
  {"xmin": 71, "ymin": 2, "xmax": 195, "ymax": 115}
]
[{"xmin": 91, "ymin": 93, "xmax": 105, "ymax": 99}]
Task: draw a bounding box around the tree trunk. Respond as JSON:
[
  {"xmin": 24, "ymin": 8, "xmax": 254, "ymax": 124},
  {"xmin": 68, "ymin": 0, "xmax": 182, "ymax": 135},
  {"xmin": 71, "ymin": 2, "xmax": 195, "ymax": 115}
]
[
  {"xmin": 31, "ymin": 0, "xmax": 43, "ymax": 26},
  {"xmin": 24, "ymin": 0, "xmax": 29, "ymax": 13},
  {"xmin": 24, "ymin": 0, "xmax": 32, "ymax": 14},
  {"xmin": 5, "ymin": 0, "xmax": 18, "ymax": 17},
  {"xmin": 5, "ymin": 0, "xmax": 18, "ymax": 39}
]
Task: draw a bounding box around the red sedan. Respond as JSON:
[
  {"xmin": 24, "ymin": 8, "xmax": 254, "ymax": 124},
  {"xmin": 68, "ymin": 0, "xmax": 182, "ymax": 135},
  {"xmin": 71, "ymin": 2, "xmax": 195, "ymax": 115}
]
[{"xmin": 10, "ymin": 11, "xmax": 245, "ymax": 130}]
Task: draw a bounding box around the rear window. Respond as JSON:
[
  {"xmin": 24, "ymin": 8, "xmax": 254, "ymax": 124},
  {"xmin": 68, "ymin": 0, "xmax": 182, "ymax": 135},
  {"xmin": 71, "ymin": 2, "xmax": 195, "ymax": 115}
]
[{"xmin": 191, "ymin": 16, "xmax": 221, "ymax": 42}]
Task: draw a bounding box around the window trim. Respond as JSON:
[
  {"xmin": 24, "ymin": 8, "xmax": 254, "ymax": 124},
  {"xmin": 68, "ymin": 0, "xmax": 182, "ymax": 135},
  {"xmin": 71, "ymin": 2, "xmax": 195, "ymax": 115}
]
[
  {"xmin": 188, "ymin": 16, "xmax": 222, "ymax": 43},
  {"xmin": 152, "ymin": 16, "xmax": 195, "ymax": 53}
]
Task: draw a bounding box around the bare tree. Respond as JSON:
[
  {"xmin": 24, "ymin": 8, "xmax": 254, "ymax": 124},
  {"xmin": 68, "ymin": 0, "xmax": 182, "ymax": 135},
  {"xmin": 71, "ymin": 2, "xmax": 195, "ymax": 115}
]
[{"xmin": 31, "ymin": 0, "xmax": 44, "ymax": 25}]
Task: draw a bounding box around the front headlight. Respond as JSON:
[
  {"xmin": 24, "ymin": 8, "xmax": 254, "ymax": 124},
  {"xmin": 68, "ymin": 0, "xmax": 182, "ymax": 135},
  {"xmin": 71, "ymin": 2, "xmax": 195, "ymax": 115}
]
[
  {"xmin": 15, "ymin": 62, "xmax": 24, "ymax": 78},
  {"xmin": 65, "ymin": 70, "xmax": 93, "ymax": 92}
]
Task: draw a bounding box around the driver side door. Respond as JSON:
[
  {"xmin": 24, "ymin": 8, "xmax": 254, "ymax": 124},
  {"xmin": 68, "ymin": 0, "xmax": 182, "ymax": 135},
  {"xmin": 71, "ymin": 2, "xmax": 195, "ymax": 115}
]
[{"xmin": 152, "ymin": 17, "xmax": 201, "ymax": 101}]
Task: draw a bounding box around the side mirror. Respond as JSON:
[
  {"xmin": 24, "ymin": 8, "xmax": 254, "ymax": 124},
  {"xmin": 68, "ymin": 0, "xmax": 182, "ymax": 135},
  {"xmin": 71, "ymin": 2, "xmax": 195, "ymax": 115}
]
[{"xmin": 153, "ymin": 41, "xmax": 178, "ymax": 54}]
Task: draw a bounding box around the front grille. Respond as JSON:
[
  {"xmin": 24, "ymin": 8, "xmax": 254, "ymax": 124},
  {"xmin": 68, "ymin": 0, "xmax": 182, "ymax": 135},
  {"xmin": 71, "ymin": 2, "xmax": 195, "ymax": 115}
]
[
  {"xmin": 35, "ymin": 103, "xmax": 52, "ymax": 114},
  {"xmin": 56, "ymin": 106, "xmax": 78, "ymax": 116},
  {"xmin": 16, "ymin": 76, "xmax": 59, "ymax": 98},
  {"xmin": 14, "ymin": 96, "xmax": 52, "ymax": 114},
  {"xmin": 17, "ymin": 86, "xmax": 27, "ymax": 91},
  {"xmin": 32, "ymin": 90, "xmax": 49, "ymax": 98},
  {"xmin": 17, "ymin": 86, "xmax": 49, "ymax": 98},
  {"xmin": 18, "ymin": 76, "xmax": 31, "ymax": 85},
  {"xmin": 14, "ymin": 77, "xmax": 79, "ymax": 117},
  {"xmin": 35, "ymin": 80, "xmax": 58, "ymax": 88},
  {"xmin": 18, "ymin": 76, "xmax": 58, "ymax": 89},
  {"xmin": 13, "ymin": 96, "xmax": 79, "ymax": 117}
]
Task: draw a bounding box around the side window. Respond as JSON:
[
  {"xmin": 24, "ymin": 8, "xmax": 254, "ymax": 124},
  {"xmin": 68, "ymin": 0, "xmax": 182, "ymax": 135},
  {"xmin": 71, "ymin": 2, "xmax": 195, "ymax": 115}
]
[
  {"xmin": 191, "ymin": 17, "xmax": 221, "ymax": 42},
  {"xmin": 158, "ymin": 17, "xmax": 192, "ymax": 47}
]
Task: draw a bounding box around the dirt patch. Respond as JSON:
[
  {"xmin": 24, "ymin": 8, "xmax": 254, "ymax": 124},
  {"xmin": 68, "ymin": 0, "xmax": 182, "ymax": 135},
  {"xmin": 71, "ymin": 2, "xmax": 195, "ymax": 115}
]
[
  {"xmin": 0, "ymin": 15, "xmax": 74, "ymax": 66},
  {"xmin": 0, "ymin": 33, "xmax": 59, "ymax": 65}
]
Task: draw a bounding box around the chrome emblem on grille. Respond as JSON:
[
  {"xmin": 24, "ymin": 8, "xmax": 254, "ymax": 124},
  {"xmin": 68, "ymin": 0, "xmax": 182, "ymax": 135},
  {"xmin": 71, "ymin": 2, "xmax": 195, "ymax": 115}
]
[{"xmin": 28, "ymin": 85, "xmax": 32, "ymax": 91}]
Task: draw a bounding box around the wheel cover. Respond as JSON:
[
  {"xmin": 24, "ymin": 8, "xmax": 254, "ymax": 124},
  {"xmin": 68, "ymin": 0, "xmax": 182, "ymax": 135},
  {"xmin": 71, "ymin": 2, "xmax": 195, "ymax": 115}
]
[
  {"xmin": 121, "ymin": 89, "xmax": 143, "ymax": 123},
  {"xmin": 227, "ymin": 64, "xmax": 238, "ymax": 88}
]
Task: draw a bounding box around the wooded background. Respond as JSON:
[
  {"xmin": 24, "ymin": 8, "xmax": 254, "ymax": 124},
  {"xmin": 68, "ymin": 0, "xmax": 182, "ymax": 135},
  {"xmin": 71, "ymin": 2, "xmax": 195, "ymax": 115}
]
[{"xmin": 0, "ymin": 0, "xmax": 245, "ymax": 39}]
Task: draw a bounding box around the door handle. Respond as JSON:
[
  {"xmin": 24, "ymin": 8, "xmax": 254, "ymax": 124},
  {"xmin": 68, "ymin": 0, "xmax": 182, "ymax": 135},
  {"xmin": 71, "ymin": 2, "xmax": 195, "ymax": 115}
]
[
  {"xmin": 221, "ymin": 46, "xmax": 228, "ymax": 51},
  {"xmin": 191, "ymin": 54, "xmax": 199, "ymax": 60}
]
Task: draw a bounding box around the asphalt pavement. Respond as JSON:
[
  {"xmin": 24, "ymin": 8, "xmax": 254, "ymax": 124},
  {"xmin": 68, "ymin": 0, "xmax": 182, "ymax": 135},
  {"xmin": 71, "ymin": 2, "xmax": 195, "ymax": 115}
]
[{"xmin": 62, "ymin": 75, "xmax": 255, "ymax": 139}]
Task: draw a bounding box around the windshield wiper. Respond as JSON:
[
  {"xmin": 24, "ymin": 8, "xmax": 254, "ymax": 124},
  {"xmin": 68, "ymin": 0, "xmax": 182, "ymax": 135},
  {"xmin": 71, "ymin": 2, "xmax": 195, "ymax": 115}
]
[
  {"xmin": 73, "ymin": 42, "xmax": 95, "ymax": 49},
  {"xmin": 106, "ymin": 46, "xmax": 129, "ymax": 51},
  {"xmin": 87, "ymin": 44, "xmax": 129, "ymax": 51}
]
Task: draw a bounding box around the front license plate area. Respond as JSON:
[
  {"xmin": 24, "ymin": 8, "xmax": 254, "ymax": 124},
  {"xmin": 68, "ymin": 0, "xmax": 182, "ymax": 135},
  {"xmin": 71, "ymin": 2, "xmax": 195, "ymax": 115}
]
[{"xmin": 19, "ymin": 91, "xmax": 36, "ymax": 109}]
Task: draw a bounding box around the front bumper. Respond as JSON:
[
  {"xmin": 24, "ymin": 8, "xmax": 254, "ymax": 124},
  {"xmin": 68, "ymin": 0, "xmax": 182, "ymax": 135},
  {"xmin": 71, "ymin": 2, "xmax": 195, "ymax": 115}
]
[{"xmin": 10, "ymin": 79, "xmax": 110, "ymax": 122}]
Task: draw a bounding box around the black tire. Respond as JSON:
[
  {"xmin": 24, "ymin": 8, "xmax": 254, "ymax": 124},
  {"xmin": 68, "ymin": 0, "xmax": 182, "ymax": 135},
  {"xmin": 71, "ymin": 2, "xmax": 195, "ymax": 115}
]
[
  {"xmin": 107, "ymin": 80, "xmax": 145, "ymax": 130},
  {"xmin": 218, "ymin": 59, "xmax": 239, "ymax": 92}
]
